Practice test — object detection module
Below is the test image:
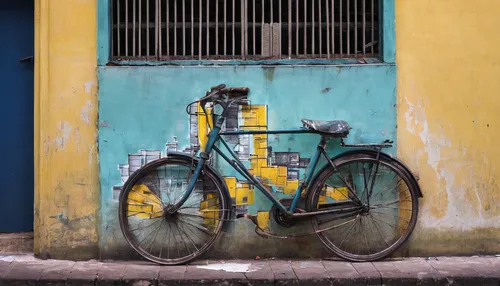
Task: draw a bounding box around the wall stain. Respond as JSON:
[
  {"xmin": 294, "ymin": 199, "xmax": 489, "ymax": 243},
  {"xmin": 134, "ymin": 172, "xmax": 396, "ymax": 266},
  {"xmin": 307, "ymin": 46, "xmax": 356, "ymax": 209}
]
[
  {"xmin": 321, "ymin": 87, "xmax": 331, "ymax": 93},
  {"xmin": 263, "ymin": 67, "xmax": 275, "ymax": 81}
]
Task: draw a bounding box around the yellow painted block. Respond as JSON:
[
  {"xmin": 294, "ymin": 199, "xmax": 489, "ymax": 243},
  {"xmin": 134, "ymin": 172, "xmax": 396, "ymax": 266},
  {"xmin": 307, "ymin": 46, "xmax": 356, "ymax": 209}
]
[
  {"xmin": 253, "ymin": 106, "xmax": 267, "ymax": 125},
  {"xmin": 284, "ymin": 180, "xmax": 299, "ymax": 194},
  {"xmin": 255, "ymin": 148, "xmax": 267, "ymax": 158},
  {"xmin": 260, "ymin": 166, "xmax": 278, "ymax": 184},
  {"xmin": 247, "ymin": 189, "xmax": 255, "ymax": 204},
  {"xmin": 277, "ymin": 176, "xmax": 287, "ymax": 187},
  {"xmin": 224, "ymin": 177, "xmax": 237, "ymax": 198},
  {"xmin": 318, "ymin": 194, "xmax": 327, "ymax": 205},
  {"xmin": 257, "ymin": 211, "xmax": 270, "ymax": 230},
  {"xmin": 278, "ymin": 166, "xmax": 288, "ymax": 177},
  {"xmin": 236, "ymin": 186, "xmax": 249, "ymax": 205},
  {"xmin": 260, "ymin": 167, "xmax": 272, "ymax": 181},
  {"xmin": 127, "ymin": 184, "xmax": 162, "ymax": 218},
  {"xmin": 244, "ymin": 117, "xmax": 258, "ymax": 126},
  {"xmin": 200, "ymin": 199, "xmax": 218, "ymax": 227},
  {"xmin": 197, "ymin": 103, "xmax": 208, "ymax": 150},
  {"xmin": 326, "ymin": 187, "xmax": 349, "ymax": 201}
]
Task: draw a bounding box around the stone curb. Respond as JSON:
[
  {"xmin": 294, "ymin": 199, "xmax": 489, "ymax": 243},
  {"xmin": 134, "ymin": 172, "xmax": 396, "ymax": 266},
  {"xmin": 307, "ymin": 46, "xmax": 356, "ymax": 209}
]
[{"xmin": 0, "ymin": 255, "xmax": 498, "ymax": 286}]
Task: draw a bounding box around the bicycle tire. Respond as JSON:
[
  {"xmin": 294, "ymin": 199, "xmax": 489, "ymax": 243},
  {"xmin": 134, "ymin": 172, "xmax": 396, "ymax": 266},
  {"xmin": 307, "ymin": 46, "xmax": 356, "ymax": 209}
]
[
  {"xmin": 306, "ymin": 152, "xmax": 419, "ymax": 262},
  {"xmin": 118, "ymin": 157, "xmax": 230, "ymax": 265}
]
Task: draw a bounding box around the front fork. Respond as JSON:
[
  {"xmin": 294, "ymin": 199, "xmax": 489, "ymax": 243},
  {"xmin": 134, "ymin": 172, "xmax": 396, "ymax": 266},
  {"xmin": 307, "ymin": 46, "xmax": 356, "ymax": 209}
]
[{"xmin": 168, "ymin": 118, "xmax": 223, "ymax": 213}]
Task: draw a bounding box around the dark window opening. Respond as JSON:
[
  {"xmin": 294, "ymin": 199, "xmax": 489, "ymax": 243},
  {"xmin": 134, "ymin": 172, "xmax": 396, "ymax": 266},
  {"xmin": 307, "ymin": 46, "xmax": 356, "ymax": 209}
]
[{"xmin": 111, "ymin": 0, "xmax": 380, "ymax": 61}]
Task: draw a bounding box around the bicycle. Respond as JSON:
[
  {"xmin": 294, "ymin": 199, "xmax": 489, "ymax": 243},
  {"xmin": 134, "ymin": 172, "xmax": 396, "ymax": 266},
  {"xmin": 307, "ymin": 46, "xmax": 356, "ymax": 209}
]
[{"xmin": 118, "ymin": 84, "xmax": 423, "ymax": 265}]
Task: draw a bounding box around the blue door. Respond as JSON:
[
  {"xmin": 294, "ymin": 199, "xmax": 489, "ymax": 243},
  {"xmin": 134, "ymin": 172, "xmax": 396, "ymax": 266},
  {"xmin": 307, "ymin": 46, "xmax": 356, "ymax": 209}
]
[{"xmin": 0, "ymin": 1, "xmax": 34, "ymax": 232}]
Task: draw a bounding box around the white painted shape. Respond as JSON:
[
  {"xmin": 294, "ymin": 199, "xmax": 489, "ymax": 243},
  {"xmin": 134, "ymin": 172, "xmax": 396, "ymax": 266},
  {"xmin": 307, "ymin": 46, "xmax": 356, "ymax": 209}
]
[
  {"xmin": 197, "ymin": 263, "xmax": 258, "ymax": 273},
  {"xmin": 84, "ymin": 80, "xmax": 96, "ymax": 95}
]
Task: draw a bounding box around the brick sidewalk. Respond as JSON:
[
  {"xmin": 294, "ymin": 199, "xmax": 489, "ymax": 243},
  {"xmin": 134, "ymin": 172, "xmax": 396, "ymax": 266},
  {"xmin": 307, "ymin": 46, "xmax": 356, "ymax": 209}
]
[{"xmin": 0, "ymin": 254, "xmax": 498, "ymax": 285}]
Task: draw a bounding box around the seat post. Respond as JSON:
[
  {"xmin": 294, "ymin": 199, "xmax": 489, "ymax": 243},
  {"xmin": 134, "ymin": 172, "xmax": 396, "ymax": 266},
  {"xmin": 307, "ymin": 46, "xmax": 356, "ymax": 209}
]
[{"xmin": 318, "ymin": 136, "xmax": 329, "ymax": 151}]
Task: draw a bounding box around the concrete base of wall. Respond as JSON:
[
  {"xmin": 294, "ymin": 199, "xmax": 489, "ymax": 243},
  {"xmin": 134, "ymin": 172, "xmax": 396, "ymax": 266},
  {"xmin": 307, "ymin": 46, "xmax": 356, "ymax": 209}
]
[{"xmin": 0, "ymin": 232, "xmax": 33, "ymax": 254}]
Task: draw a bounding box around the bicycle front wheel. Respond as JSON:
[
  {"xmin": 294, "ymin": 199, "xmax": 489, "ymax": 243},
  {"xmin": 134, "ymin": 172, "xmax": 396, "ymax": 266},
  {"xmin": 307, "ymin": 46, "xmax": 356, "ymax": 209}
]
[
  {"xmin": 118, "ymin": 157, "xmax": 229, "ymax": 265},
  {"xmin": 307, "ymin": 152, "xmax": 419, "ymax": 262}
]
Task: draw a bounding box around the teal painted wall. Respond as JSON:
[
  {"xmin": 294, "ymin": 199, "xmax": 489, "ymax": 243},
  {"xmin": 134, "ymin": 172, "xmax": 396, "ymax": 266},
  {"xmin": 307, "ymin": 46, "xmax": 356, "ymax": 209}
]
[{"xmin": 98, "ymin": 64, "xmax": 397, "ymax": 258}]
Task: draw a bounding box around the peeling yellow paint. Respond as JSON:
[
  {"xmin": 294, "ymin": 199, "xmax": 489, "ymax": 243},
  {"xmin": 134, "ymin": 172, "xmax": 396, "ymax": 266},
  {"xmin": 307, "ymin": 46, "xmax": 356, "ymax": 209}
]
[
  {"xmin": 34, "ymin": 0, "xmax": 99, "ymax": 259},
  {"xmin": 396, "ymin": 0, "xmax": 500, "ymax": 237}
]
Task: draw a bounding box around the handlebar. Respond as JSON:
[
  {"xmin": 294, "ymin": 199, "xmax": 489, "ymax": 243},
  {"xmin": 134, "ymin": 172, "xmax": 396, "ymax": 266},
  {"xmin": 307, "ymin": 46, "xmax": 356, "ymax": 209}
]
[{"xmin": 186, "ymin": 84, "xmax": 251, "ymax": 116}]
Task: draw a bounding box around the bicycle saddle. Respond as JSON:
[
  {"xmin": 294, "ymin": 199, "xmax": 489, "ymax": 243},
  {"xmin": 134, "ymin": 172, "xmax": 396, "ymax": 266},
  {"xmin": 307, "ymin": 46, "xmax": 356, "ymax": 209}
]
[{"xmin": 301, "ymin": 119, "xmax": 350, "ymax": 137}]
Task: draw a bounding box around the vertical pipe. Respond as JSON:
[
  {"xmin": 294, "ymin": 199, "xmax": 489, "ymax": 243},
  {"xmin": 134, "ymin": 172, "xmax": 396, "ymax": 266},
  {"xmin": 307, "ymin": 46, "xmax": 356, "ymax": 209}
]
[
  {"xmin": 312, "ymin": 0, "xmax": 315, "ymax": 56},
  {"xmin": 117, "ymin": 0, "xmax": 121, "ymax": 56},
  {"xmin": 146, "ymin": 0, "xmax": 150, "ymax": 57},
  {"xmin": 279, "ymin": 0, "xmax": 282, "ymax": 57},
  {"xmin": 166, "ymin": 0, "xmax": 170, "ymax": 57},
  {"xmin": 156, "ymin": 0, "xmax": 160, "ymax": 58},
  {"xmin": 371, "ymin": 0, "xmax": 374, "ymax": 54},
  {"xmin": 199, "ymin": 0, "xmax": 202, "ymax": 59},
  {"xmin": 347, "ymin": 0, "xmax": 350, "ymax": 55},
  {"xmin": 319, "ymin": 0, "xmax": 322, "ymax": 57},
  {"xmin": 133, "ymin": 0, "xmax": 136, "ymax": 56},
  {"xmin": 244, "ymin": 0, "xmax": 248, "ymax": 58},
  {"xmin": 253, "ymin": 0, "xmax": 256, "ymax": 56},
  {"xmin": 355, "ymin": 0, "xmax": 358, "ymax": 55},
  {"xmin": 216, "ymin": 0, "xmax": 219, "ymax": 56},
  {"xmin": 191, "ymin": 0, "xmax": 194, "ymax": 57},
  {"xmin": 159, "ymin": 0, "xmax": 163, "ymax": 57},
  {"xmin": 111, "ymin": 0, "xmax": 115, "ymax": 58},
  {"xmin": 224, "ymin": 0, "xmax": 227, "ymax": 56},
  {"xmin": 363, "ymin": 0, "xmax": 366, "ymax": 55},
  {"xmin": 332, "ymin": 0, "xmax": 335, "ymax": 55},
  {"xmin": 296, "ymin": 0, "xmax": 299, "ymax": 55},
  {"xmin": 340, "ymin": 0, "xmax": 343, "ymax": 54},
  {"xmin": 271, "ymin": 0, "xmax": 273, "ymax": 23},
  {"xmin": 232, "ymin": 0, "xmax": 235, "ymax": 56},
  {"xmin": 125, "ymin": 0, "xmax": 129, "ymax": 56},
  {"xmin": 261, "ymin": 0, "xmax": 264, "ymax": 56},
  {"xmin": 139, "ymin": 0, "xmax": 142, "ymax": 57},
  {"xmin": 326, "ymin": 0, "xmax": 330, "ymax": 58},
  {"xmin": 175, "ymin": 0, "xmax": 177, "ymax": 56},
  {"xmin": 241, "ymin": 0, "xmax": 245, "ymax": 57},
  {"xmin": 304, "ymin": 0, "xmax": 307, "ymax": 55},
  {"xmin": 207, "ymin": 0, "xmax": 210, "ymax": 57},
  {"xmin": 288, "ymin": 0, "xmax": 292, "ymax": 58},
  {"xmin": 183, "ymin": 0, "xmax": 186, "ymax": 56}
]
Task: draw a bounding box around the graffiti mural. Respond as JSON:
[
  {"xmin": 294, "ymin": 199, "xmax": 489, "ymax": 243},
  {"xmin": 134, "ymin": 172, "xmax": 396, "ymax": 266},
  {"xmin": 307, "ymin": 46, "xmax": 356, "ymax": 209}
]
[{"xmin": 114, "ymin": 101, "xmax": 348, "ymax": 229}]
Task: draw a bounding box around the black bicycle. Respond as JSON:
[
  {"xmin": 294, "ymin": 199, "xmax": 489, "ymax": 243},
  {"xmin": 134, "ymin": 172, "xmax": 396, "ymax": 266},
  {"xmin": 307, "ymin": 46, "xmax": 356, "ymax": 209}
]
[{"xmin": 118, "ymin": 84, "xmax": 422, "ymax": 265}]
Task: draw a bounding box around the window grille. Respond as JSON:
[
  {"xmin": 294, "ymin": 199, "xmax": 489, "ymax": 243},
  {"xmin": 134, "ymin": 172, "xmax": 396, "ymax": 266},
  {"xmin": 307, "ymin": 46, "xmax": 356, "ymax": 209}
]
[{"xmin": 111, "ymin": 0, "xmax": 379, "ymax": 61}]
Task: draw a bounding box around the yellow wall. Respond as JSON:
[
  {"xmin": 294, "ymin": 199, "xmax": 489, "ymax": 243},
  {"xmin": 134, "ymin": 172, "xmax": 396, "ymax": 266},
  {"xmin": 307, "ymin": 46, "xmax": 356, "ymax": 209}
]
[
  {"xmin": 396, "ymin": 0, "xmax": 500, "ymax": 254},
  {"xmin": 34, "ymin": 0, "xmax": 99, "ymax": 259}
]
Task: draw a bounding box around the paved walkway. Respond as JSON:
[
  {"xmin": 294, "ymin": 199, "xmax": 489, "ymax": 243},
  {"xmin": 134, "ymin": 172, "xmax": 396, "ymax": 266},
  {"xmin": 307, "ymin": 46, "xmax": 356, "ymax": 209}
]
[{"xmin": 0, "ymin": 254, "xmax": 498, "ymax": 285}]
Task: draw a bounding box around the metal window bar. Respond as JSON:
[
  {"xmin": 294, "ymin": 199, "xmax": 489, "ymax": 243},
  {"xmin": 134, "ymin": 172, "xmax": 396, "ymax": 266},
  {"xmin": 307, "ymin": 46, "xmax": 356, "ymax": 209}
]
[{"xmin": 111, "ymin": 0, "xmax": 380, "ymax": 61}]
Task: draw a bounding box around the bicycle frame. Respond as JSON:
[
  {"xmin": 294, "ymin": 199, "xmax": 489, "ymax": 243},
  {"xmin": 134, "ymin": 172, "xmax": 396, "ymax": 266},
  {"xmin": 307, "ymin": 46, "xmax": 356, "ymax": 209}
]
[{"xmin": 171, "ymin": 123, "xmax": 361, "ymax": 217}]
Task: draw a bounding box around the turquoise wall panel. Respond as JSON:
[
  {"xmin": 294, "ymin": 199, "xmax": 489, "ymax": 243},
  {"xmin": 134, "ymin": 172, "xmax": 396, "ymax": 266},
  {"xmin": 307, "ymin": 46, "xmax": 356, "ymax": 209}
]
[{"xmin": 98, "ymin": 64, "xmax": 396, "ymax": 258}]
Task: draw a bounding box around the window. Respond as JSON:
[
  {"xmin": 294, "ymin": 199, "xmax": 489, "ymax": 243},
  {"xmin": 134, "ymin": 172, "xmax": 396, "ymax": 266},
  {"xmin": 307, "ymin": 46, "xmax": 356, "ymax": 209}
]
[{"xmin": 111, "ymin": 0, "xmax": 380, "ymax": 61}]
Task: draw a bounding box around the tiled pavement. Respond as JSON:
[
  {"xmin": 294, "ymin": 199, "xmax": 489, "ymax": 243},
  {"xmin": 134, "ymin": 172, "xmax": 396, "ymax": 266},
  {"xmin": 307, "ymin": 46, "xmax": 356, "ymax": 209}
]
[{"xmin": 0, "ymin": 254, "xmax": 498, "ymax": 285}]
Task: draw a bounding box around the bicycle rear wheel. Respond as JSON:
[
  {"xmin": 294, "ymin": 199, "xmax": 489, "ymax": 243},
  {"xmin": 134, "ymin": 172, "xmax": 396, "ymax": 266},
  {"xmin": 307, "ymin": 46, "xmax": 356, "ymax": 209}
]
[
  {"xmin": 118, "ymin": 157, "xmax": 229, "ymax": 265},
  {"xmin": 307, "ymin": 152, "xmax": 419, "ymax": 262}
]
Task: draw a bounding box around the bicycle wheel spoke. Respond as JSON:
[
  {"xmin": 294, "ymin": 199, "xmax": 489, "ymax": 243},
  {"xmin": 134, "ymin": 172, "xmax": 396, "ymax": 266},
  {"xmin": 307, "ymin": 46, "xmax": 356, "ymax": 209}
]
[
  {"xmin": 338, "ymin": 215, "xmax": 360, "ymax": 249},
  {"xmin": 130, "ymin": 188, "xmax": 166, "ymax": 208},
  {"xmin": 178, "ymin": 216, "xmax": 215, "ymax": 236},
  {"xmin": 137, "ymin": 218, "xmax": 164, "ymax": 247},
  {"xmin": 120, "ymin": 159, "xmax": 226, "ymax": 265},
  {"xmin": 361, "ymin": 217, "xmax": 371, "ymax": 254},
  {"xmin": 128, "ymin": 217, "xmax": 163, "ymax": 233},
  {"xmin": 368, "ymin": 213, "xmax": 390, "ymax": 247},
  {"xmin": 146, "ymin": 219, "xmax": 164, "ymax": 252},
  {"xmin": 176, "ymin": 221, "xmax": 200, "ymax": 252},
  {"xmin": 311, "ymin": 154, "xmax": 418, "ymax": 261}
]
